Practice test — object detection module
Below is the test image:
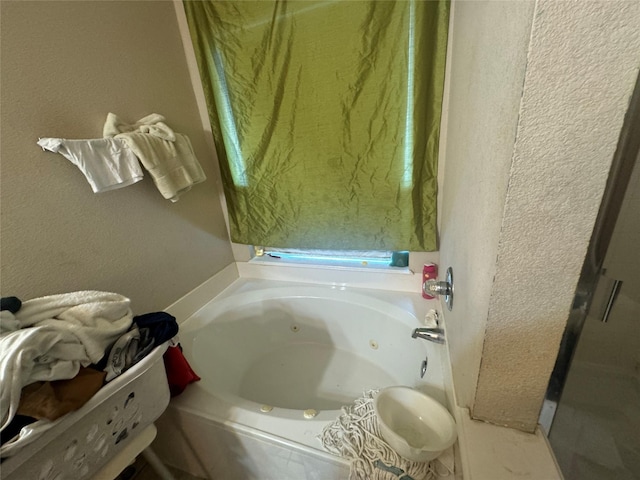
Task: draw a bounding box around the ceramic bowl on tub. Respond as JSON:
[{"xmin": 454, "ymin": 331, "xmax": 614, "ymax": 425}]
[{"xmin": 373, "ymin": 386, "xmax": 457, "ymax": 462}]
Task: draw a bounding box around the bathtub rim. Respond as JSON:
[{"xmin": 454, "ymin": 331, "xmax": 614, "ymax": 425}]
[{"xmin": 178, "ymin": 282, "xmax": 429, "ymax": 334}]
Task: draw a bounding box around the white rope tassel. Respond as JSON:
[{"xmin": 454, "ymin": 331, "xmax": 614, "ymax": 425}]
[{"xmin": 319, "ymin": 390, "xmax": 454, "ymax": 480}]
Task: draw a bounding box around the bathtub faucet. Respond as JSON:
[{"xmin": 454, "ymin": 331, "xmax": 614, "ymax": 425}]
[{"xmin": 411, "ymin": 327, "xmax": 446, "ymax": 345}]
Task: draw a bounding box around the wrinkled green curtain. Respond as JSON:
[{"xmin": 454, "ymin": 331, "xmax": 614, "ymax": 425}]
[{"xmin": 184, "ymin": 0, "xmax": 449, "ymax": 251}]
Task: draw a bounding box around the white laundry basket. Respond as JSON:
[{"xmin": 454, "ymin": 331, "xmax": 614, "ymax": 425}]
[{"xmin": 1, "ymin": 343, "xmax": 170, "ymax": 480}]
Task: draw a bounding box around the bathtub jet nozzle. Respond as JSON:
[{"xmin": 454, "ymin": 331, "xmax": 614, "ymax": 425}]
[{"xmin": 411, "ymin": 327, "xmax": 446, "ymax": 344}]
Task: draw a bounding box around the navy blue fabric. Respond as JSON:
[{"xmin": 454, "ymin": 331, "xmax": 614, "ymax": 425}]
[
  {"xmin": 1, "ymin": 297, "xmax": 22, "ymax": 313},
  {"xmin": 132, "ymin": 312, "xmax": 178, "ymax": 344}
]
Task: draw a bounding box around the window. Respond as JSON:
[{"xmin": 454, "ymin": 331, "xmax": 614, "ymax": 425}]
[{"xmin": 184, "ymin": 0, "xmax": 449, "ymax": 251}]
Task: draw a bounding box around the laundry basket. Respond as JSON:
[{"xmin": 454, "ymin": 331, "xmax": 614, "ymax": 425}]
[{"xmin": 1, "ymin": 343, "xmax": 170, "ymax": 480}]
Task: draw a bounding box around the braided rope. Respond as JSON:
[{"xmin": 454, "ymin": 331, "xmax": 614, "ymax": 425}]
[{"xmin": 319, "ymin": 390, "xmax": 453, "ymax": 480}]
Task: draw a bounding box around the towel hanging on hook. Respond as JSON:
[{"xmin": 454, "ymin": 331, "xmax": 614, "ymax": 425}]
[
  {"xmin": 103, "ymin": 113, "xmax": 176, "ymax": 142},
  {"xmin": 104, "ymin": 113, "xmax": 206, "ymax": 202}
]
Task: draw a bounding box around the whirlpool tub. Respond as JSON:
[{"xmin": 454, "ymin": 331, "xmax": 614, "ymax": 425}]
[{"xmin": 154, "ymin": 278, "xmax": 453, "ymax": 479}]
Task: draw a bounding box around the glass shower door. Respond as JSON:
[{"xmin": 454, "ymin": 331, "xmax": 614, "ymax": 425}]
[{"xmin": 547, "ymin": 152, "xmax": 640, "ymax": 480}]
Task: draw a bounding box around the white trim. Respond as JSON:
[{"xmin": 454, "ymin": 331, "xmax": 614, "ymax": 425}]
[
  {"xmin": 173, "ymin": 0, "xmax": 232, "ymax": 238},
  {"xmin": 237, "ymin": 261, "xmax": 422, "ymax": 293},
  {"xmin": 165, "ymin": 262, "xmax": 239, "ymax": 323},
  {"xmin": 436, "ymin": 0, "xmax": 454, "ymax": 235},
  {"xmin": 173, "ymin": 0, "xmax": 211, "ymax": 145}
]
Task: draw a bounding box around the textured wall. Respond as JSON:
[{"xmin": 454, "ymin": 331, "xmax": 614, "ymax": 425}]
[
  {"xmin": 472, "ymin": 0, "xmax": 640, "ymax": 431},
  {"xmin": 0, "ymin": 1, "xmax": 234, "ymax": 313},
  {"xmin": 439, "ymin": 0, "xmax": 536, "ymax": 408}
]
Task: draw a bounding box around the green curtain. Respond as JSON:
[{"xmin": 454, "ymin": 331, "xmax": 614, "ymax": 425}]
[{"xmin": 184, "ymin": 0, "xmax": 449, "ymax": 251}]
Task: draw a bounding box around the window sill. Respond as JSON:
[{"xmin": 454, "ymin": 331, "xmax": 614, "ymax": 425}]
[{"xmin": 248, "ymin": 255, "xmax": 413, "ymax": 275}]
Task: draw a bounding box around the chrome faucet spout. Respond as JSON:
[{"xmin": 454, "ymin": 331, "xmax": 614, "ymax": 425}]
[{"xmin": 411, "ymin": 327, "xmax": 446, "ymax": 344}]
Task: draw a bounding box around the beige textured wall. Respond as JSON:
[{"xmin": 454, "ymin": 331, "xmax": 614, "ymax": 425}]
[
  {"xmin": 0, "ymin": 1, "xmax": 234, "ymax": 314},
  {"xmin": 440, "ymin": 0, "xmax": 640, "ymax": 431},
  {"xmin": 439, "ymin": 0, "xmax": 536, "ymax": 408},
  {"xmin": 473, "ymin": 0, "xmax": 640, "ymax": 431}
]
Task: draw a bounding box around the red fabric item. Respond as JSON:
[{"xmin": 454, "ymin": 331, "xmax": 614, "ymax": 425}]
[{"xmin": 163, "ymin": 345, "xmax": 200, "ymax": 397}]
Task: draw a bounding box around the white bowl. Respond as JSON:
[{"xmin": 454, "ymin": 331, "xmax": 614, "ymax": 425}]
[{"xmin": 373, "ymin": 386, "xmax": 457, "ymax": 462}]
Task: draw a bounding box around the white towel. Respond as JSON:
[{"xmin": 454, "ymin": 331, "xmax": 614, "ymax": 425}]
[
  {"xmin": 37, "ymin": 137, "xmax": 144, "ymax": 193},
  {"xmin": 15, "ymin": 291, "xmax": 133, "ymax": 362},
  {"xmin": 0, "ymin": 311, "xmax": 20, "ymax": 334},
  {"xmin": 103, "ymin": 112, "xmax": 176, "ymax": 141},
  {"xmin": 0, "ymin": 291, "xmax": 132, "ymax": 442},
  {"xmin": 115, "ymin": 132, "xmax": 206, "ymax": 202},
  {"xmin": 0, "ymin": 326, "xmax": 87, "ymax": 431}
]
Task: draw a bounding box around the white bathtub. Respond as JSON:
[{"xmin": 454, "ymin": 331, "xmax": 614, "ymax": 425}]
[{"xmin": 154, "ymin": 278, "xmax": 453, "ymax": 478}]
